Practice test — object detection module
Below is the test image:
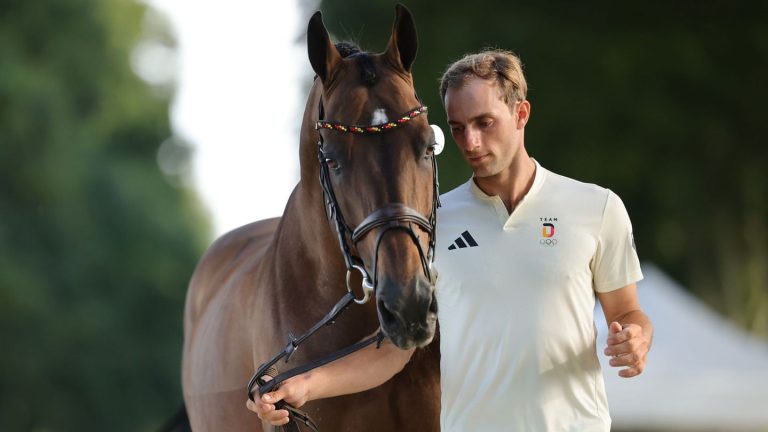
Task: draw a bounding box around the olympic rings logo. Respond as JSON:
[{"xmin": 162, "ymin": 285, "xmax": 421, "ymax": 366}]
[{"xmin": 540, "ymin": 238, "xmax": 558, "ymax": 246}]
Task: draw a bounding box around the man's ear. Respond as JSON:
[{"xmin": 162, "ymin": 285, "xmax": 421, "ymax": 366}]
[{"xmin": 516, "ymin": 100, "xmax": 531, "ymax": 129}]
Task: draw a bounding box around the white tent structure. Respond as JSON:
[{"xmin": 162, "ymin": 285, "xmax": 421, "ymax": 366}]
[{"xmin": 596, "ymin": 264, "xmax": 768, "ymax": 431}]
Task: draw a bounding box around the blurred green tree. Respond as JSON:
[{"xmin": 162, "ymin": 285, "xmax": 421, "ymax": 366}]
[
  {"xmin": 317, "ymin": 0, "xmax": 768, "ymax": 336},
  {"xmin": 0, "ymin": 0, "xmax": 208, "ymax": 430}
]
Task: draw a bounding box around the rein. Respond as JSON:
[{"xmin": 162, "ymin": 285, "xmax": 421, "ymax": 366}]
[
  {"xmin": 247, "ymin": 99, "xmax": 440, "ymax": 432},
  {"xmin": 247, "ymin": 291, "xmax": 384, "ymax": 432}
]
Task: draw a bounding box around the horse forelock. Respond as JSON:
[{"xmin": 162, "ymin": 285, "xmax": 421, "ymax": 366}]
[
  {"xmin": 335, "ymin": 41, "xmax": 362, "ymax": 58},
  {"xmin": 334, "ymin": 42, "xmax": 377, "ymax": 87}
]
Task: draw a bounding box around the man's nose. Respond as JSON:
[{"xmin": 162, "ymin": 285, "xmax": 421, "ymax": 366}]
[{"xmin": 463, "ymin": 127, "xmax": 480, "ymax": 151}]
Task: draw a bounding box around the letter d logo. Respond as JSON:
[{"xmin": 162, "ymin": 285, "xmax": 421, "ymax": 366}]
[{"xmin": 542, "ymin": 223, "xmax": 555, "ymax": 238}]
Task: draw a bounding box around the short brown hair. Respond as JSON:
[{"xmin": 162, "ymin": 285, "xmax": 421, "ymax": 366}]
[{"xmin": 439, "ymin": 49, "xmax": 527, "ymax": 106}]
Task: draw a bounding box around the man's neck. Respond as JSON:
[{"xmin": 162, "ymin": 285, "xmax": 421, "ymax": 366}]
[{"xmin": 473, "ymin": 155, "xmax": 536, "ymax": 214}]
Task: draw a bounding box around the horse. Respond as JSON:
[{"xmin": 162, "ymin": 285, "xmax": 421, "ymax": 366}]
[{"xmin": 181, "ymin": 5, "xmax": 441, "ymax": 431}]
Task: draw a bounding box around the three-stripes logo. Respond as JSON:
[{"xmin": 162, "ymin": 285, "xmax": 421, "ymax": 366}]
[{"xmin": 447, "ymin": 230, "xmax": 479, "ymax": 250}]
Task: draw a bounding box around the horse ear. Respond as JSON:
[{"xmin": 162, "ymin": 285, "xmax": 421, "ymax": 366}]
[
  {"xmin": 307, "ymin": 11, "xmax": 341, "ymax": 83},
  {"xmin": 385, "ymin": 4, "xmax": 418, "ymax": 72}
]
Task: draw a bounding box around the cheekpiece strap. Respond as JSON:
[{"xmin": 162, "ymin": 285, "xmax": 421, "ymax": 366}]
[{"xmin": 315, "ymin": 106, "xmax": 427, "ymax": 134}]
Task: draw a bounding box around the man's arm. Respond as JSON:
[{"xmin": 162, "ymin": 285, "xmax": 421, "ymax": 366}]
[
  {"xmin": 597, "ymin": 283, "xmax": 653, "ymax": 378},
  {"xmin": 247, "ymin": 335, "xmax": 414, "ymax": 426}
]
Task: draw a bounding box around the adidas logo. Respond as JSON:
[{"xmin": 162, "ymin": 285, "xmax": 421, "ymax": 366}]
[{"xmin": 447, "ymin": 230, "xmax": 479, "ymax": 250}]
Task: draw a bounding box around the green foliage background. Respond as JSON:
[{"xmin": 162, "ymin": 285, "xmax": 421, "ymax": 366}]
[
  {"xmin": 318, "ymin": 0, "xmax": 768, "ymax": 337},
  {"xmin": 0, "ymin": 0, "xmax": 208, "ymax": 430},
  {"xmin": 1, "ymin": 0, "xmax": 766, "ymax": 429}
]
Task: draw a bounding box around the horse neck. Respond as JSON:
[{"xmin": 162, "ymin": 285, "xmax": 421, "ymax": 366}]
[
  {"xmin": 298, "ymin": 79, "xmax": 324, "ymax": 186},
  {"xmin": 270, "ymin": 81, "xmax": 348, "ymax": 299}
]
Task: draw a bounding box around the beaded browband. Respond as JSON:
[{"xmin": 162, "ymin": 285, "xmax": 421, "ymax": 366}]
[{"xmin": 315, "ymin": 106, "xmax": 428, "ymax": 134}]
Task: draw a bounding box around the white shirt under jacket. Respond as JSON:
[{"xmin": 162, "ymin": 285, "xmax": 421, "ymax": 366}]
[{"xmin": 434, "ymin": 160, "xmax": 643, "ymax": 432}]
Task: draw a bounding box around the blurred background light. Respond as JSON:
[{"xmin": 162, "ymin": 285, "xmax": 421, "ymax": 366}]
[{"xmin": 146, "ymin": 0, "xmax": 307, "ymax": 237}]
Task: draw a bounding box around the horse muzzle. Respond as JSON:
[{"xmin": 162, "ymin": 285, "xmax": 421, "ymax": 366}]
[{"xmin": 376, "ymin": 275, "xmax": 437, "ymax": 349}]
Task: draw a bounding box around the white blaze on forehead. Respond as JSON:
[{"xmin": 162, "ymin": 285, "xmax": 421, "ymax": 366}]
[{"xmin": 371, "ymin": 108, "xmax": 388, "ymax": 124}]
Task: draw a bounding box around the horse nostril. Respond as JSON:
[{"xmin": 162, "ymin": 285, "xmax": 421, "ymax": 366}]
[
  {"xmin": 428, "ymin": 291, "xmax": 438, "ymax": 315},
  {"xmin": 378, "ymin": 299, "xmax": 398, "ymax": 328}
]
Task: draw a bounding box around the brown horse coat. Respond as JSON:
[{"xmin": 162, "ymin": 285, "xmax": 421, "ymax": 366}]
[{"xmin": 182, "ymin": 6, "xmax": 440, "ymax": 431}]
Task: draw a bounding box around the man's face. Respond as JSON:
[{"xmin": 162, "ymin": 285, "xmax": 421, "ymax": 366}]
[{"xmin": 444, "ymin": 77, "xmax": 528, "ymax": 178}]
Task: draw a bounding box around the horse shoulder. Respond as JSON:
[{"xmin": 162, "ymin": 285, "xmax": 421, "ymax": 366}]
[{"xmin": 184, "ymin": 218, "xmax": 280, "ymax": 331}]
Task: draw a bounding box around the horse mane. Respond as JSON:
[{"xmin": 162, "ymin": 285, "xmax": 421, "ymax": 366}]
[{"xmin": 335, "ymin": 41, "xmax": 376, "ymax": 86}]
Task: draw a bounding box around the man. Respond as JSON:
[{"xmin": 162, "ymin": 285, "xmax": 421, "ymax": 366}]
[{"xmin": 248, "ymin": 50, "xmax": 653, "ymax": 431}]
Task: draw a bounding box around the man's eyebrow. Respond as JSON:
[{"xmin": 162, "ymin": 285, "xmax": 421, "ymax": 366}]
[{"xmin": 447, "ymin": 112, "xmax": 494, "ymax": 125}]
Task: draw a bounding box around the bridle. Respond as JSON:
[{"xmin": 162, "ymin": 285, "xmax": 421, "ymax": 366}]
[
  {"xmin": 247, "ymin": 94, "xmax": 441, "ymax": 432},
  {"xmin": 316, "ymin": 103, "xmax": 439, "ymax": 304}
]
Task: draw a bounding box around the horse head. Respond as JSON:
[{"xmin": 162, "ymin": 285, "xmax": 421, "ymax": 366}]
[{"xmin": 307, "ymin": 5, "xmax": 438, "ymax": 349}]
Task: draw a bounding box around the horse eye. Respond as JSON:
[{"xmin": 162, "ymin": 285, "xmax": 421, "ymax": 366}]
[
  {"xmin": 325, "ymin": 157, "xmax": 341, "ymax": 171},
  {"xmin": 424, "ymin": 144, "xmax": 435, "ymax": 159}
]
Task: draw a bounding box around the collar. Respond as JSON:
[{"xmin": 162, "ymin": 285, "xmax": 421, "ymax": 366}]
[
  {"xmin": 468, "ymin": 158, "xmax": 547, "ymax": 202},
  {"xmin": 464, "ymin": 158, "xmax": 547, "ymax": 225}
]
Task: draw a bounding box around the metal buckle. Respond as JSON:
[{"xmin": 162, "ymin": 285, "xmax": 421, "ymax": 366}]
[{"xmin": 346, "ymin": 264, "xmax": 374, "ymax": 305}]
